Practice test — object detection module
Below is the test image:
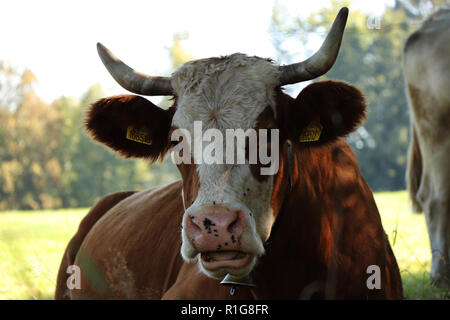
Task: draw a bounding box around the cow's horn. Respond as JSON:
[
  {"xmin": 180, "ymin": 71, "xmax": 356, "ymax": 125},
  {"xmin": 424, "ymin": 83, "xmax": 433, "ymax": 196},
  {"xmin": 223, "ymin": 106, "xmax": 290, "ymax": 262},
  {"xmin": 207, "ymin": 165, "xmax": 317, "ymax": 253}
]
[
  {"xmin": 97, "ymin": 43, "xmax": 174, "ymax": 96},
  {"xmin": 278, "ymin": 7, "xmax": 349, "ymax": 85}
]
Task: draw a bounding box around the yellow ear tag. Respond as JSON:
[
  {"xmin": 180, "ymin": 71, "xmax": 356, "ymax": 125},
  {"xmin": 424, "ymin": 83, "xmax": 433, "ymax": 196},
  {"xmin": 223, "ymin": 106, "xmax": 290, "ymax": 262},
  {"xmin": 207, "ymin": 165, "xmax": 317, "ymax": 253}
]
[
  {"xmin": 126, "ymin": 126, "xmax": 152, "ymax": 145},
  {"xmin": 299, "ymin": 119, "xmax": 323, "ymax": 142}
]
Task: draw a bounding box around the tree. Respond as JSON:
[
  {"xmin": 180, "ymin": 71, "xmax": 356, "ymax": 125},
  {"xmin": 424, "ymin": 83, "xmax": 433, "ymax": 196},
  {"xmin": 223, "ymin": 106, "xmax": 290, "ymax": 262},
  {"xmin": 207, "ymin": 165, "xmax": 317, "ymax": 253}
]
[
  {"xmin": 0, "ymin": 63, "xmax": 66, "ymax": 209},
  {"xmin": 269, "ymin": 0, "xmax": 437, "ymax": 190},
  {"xmin": 0, "ymin": 33, "xmax": 200, "ymax": 210}
]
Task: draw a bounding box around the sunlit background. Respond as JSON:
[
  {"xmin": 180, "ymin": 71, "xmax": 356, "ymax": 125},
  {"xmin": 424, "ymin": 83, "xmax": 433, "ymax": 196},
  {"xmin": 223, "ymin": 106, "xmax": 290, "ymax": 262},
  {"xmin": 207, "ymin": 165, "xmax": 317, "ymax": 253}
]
[
  {"xmin": 0, "ymin": 0, "xmax": 449, "ymax": 299},
  {"xmin": 1, "ymin": 0, "xmax": 391, "ymax": 103}
]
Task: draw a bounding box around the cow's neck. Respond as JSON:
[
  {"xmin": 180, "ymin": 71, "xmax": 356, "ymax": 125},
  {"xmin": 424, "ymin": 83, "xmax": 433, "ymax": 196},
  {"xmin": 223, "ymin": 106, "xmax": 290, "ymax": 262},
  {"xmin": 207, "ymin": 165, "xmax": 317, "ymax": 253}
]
[{"xmin": 250, "ymin": 143, "xmax": 340, "ymax": 299}]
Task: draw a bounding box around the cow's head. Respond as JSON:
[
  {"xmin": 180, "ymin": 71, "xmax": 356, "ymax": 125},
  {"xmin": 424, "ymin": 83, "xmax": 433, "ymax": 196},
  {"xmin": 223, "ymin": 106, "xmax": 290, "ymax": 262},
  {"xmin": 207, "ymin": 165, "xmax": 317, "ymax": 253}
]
[{"xmin": 86, "ymin": 8, "xmax": 365, "ymax": 281}]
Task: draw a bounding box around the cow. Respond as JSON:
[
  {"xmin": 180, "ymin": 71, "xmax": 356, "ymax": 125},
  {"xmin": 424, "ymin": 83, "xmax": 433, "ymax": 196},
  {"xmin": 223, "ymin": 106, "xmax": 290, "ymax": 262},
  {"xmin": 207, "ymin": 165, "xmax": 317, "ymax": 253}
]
[
  {"xmin": 404, "ymin": 8, "xmax": 450, "ymax": 288},
  {"xmin": 55, "ymin": 8, "xmax": 403, "ymax": 299}
]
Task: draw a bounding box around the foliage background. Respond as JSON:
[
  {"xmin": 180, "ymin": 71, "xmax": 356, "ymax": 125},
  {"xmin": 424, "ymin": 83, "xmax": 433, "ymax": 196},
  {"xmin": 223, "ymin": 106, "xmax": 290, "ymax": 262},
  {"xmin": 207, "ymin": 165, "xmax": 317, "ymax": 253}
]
[
  {"xmin": 0, "ymin": 0, "xmax": 449, "ymax": 300},
  {"xmin": 270, "ymin": 0, "xmax": 447, "ymax": 190},
  {"xmin": 0, "ymin": 36, "xmax": 187, "ymax": 210},
  {"xmin": 1, "ymin": 0, "xmax": 447, "ymax": 210}
]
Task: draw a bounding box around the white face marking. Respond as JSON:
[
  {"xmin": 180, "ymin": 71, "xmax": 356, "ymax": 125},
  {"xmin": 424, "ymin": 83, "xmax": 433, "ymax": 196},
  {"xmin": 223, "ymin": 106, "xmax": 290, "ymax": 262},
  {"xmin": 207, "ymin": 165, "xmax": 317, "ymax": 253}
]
[{"xmin": 170, "ymin": 54, "xmax": 282, "ymax": 274}]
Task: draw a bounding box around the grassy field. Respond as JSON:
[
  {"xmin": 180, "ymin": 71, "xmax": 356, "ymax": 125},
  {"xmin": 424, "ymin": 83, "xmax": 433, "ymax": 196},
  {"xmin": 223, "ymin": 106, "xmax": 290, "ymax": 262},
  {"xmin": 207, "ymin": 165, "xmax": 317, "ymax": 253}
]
[{"xmin": 0, "ymin": 191, "xmax": 448, "ymax": 300}]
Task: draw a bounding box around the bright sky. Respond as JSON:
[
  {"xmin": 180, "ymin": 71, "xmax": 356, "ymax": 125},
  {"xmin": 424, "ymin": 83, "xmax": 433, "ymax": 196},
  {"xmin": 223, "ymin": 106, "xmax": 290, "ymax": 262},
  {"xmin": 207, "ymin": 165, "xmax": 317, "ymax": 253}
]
[{"xmin": 0, "ymin": 0, "xmax": 391, "ymax": 103}]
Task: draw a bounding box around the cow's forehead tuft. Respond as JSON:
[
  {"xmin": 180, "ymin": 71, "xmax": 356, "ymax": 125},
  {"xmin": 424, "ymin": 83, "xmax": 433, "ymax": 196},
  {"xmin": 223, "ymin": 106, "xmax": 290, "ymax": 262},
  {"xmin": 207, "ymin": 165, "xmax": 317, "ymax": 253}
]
[
  {"xmin": 170, "ymin": 53, "xmax": 281, "ymax": 129},
  {"xmin": 170, "ymin": 53, "xmax": 280, "ymax": 96}
]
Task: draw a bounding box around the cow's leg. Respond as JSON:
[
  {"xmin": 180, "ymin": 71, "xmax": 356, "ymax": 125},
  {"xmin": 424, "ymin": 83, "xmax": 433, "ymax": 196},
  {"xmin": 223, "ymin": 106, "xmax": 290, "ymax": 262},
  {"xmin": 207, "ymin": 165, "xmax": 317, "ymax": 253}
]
[
  {"xmin": 420, "ymin": 143, "xmax": 450, "ymax": 287},
  {"xmin": 424, "ymin": 196, "xmax": 450, "ymax": 287},
  {"xmin": 406, "ymin": 122, "xmax": 423, "ymax": 213}
]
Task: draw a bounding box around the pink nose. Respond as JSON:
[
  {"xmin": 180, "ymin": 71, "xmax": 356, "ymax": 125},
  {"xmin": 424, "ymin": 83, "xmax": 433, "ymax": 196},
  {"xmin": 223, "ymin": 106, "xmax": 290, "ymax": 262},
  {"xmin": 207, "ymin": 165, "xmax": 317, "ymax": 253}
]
[{"xmin": 185, "ymin": 206, "xmax": 247, "ymax": 252}]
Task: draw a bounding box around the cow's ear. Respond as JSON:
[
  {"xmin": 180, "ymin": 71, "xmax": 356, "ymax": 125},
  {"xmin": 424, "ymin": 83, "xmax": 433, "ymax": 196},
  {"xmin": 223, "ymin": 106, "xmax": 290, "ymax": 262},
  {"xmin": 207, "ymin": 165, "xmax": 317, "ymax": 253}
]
[
  {"xmin": 85, "ymin": 94, "xmax": 174, "ymax": 161},
  {"xmin": 285, "ymin": 80, "xmax": 366, "ymax": 145}
]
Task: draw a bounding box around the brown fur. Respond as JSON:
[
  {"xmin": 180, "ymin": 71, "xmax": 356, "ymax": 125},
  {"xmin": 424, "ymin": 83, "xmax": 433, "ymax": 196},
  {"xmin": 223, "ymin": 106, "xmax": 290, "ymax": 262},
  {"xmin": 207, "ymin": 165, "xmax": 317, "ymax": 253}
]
[
  {"xmin": 55, "ymin": 80, "xmax": 402, "ymax": 299},
  {"xmin": 85, "ymin": 95, "xmax": 175, "ymax": 161},
  {"xmin": 55, "ymin": 190, "xmax": 136, "ymax": 299},
  {"xmin": 281, "ymin": 81, "xmax": 367, "ymax": 146},
  {"xmin": 55, "ymin": 140, "xmax": 402, "ymax": 299},
  {"xmin": 252, "ymin": 140, "xmax": 402, "ymax": 299}
]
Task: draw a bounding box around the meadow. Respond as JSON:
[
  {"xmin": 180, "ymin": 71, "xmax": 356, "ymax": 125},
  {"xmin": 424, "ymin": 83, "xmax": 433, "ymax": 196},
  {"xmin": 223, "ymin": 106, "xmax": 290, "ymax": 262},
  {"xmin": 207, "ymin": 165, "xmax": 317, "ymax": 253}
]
[{"xmin": 0, "ymin": 191, "xmax": 448, "ymax": 300}]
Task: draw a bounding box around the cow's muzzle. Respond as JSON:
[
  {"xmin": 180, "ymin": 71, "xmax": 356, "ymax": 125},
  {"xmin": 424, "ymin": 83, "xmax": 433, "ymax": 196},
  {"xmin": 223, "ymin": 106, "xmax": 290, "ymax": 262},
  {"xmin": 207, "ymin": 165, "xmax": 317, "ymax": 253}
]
[{"xmin": 184, "ymin": 205, "xmax": 255, "ymax": 273}]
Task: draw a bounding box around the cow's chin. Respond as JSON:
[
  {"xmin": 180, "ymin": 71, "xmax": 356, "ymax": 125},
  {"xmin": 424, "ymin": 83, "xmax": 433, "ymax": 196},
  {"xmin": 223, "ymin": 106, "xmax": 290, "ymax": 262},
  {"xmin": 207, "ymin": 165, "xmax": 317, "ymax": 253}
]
[{"xmin": 198, "ymin": 252, "xmax": 257, "ymax": 280}]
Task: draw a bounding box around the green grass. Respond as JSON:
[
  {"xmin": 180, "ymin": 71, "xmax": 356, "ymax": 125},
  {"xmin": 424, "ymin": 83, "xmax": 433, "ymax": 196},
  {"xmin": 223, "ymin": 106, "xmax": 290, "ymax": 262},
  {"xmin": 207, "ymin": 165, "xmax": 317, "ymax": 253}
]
[
  {"xmin": 0, "ymin": 191, "xmax": 448, "ymax": 299},
  {"xmin": 0, "ymin": 208, "xmax": 87, "ymax": 300},
  {"xmin": 374, "ymin": 191, "xmax": 449, "ymax": 299}
]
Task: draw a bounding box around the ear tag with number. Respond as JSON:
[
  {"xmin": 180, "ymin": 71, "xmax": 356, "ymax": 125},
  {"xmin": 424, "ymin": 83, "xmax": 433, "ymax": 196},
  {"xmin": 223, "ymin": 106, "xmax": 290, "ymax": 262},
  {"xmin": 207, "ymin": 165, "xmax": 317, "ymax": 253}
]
[
  {"xmin": 299, "ymin": 119, "xmax": 323, "ymax": 142},
  {"xmin": 126, "ymin": 126, "xmax": 152, "ymax": 145}
]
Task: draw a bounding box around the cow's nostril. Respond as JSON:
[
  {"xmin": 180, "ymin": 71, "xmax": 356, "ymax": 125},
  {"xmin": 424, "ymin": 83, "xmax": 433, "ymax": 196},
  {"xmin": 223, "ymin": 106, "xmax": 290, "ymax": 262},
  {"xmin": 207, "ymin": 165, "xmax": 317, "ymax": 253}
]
[
  {"xmin": 227, "ymin": 217, "xmax": 239, "ymax": 234},
  {"xmin": 186, "ymin": 207, "xmax": 247, "ymax": 252},
  {"xmin": 187, "ymin": 215, "xmax": 202, "ymax": 237}
]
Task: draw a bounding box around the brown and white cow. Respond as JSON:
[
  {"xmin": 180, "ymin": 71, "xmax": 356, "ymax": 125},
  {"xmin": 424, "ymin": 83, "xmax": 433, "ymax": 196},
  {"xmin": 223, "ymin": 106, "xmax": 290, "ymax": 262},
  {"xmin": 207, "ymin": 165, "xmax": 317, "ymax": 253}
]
[
  {"xmin": 404, "ymin": 8, "xmax": 450, "ymax": 288},
  {"xmin": 55, "ymin": 8, "xmax": 403, "ymax": 299}
]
